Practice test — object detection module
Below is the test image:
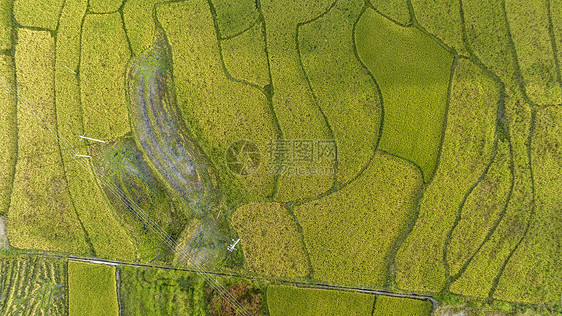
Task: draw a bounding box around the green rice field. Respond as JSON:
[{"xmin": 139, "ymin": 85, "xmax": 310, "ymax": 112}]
[{"xmin": 0, "ymin": 0, "xmax": 559, "ymax": 314}]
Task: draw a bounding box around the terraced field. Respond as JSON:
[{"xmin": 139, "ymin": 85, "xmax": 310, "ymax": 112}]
[
  {"xmin": 68, "ymin": 260, "xmax": 119, "ymax": 316},
  {"xmin": 355, "ymin": 7, "xmax": 453, "ymax": 181},
  {"xmin": 231, "ymin": 202, "xmax": 309, "ymax": 278},
  {"xmin": 0, "ymin": 0, "xmax": 560, "ymax": 314},
  {"xmin": 267, "ymin": 285, "xmax": 433, "ymax": 316}
]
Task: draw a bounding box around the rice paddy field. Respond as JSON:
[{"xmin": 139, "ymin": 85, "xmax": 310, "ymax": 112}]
[
  {"xmin": 0, "ymin": 0, "xmax": 560, "ymax": 314},
  {"xmin": 67, "ymin": 260, "xmax": 119, "ymax": 316}
]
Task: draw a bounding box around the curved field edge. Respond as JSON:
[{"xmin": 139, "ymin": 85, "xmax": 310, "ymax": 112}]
[
  {"xmin": 294, "ymin": 151, "xmax": 423, "ymax": 287},
  {"xmin": 355, "ymin": 7, "xmax": 453, "ymax": 181},
  {"xmin": 394, "ymin": 56, "xmax": 501, "ymax": 293}
]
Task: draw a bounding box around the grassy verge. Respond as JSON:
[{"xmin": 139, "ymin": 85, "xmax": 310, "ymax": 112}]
[
  {"xmin": 0, "ymin": 254, "xmax": 67, "ymax": 315},
  {"xmin": 221, "ymin": 21, "xmax": 270, "ymax": 87},
  {"xmin": 355, "ymin": 8, "xmax": 453, "ymax": 181},
  {"xmin": 68, "ymin": 260, "xmax": 119, "ymax": 316},
  {"xmin": 267, "ymin": 285, "xmax": 374, "ymax": 316},
  {"xmin": 13, "ymin": 0, "xmax": 64, "ymax": 30},
  {"xmin": 373, "ymin": 296, "xmax": 432, "ymax": 316},
  {"xmin": 0, "ymin": 55, "xmax": 15, "ymax": 216},
  {"xmin": 119, "ymin": 265, "xmax": 198, "ymax": 315},
  {"xmin": 80, "ymin": 13, "xmax": 131, "ymax": 141},
  {"xmin": 394, "ymin": 58, "xmax": 499, "ymax": 292},
  {"xmin": 295, "ymin": 152, "xmax": 423, "ymax": 287},
  {"xmin": 120, "ymin": 265, "xmax": 267, "ymax": 315},
  {"xmin": 299, "ymin": 0, "xmax": 381, "ymax": 185},
  {"xmin": 156, "ymin": 0, "xmax": 277, "ymax": 203},
  {"xmin": 505, "ymin": 0, "xmax": 562, "ymax": 104},
  {"xmin": 231, "ymin": 202, "xmax": 309, "ymax": 278}
]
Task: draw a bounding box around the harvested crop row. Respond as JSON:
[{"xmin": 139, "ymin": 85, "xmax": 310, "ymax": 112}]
[
  {"xmin": 0, "ymin": 255, "xmax": 67, "ymax": 316},
  {"xmin": 231, "ymin": 202, "xmax": 309, "ymax": 278},
  {"xmin": 0, "ymin": 55, "xmax": 16, "ymax": 215},
  {"xmin": 68, "ymin": 260, "xmax": 119, "ymax": 316},
  {"xmin": 220, "ymin": 21, "xmax": 270, "ymax": 88},
  {"xmin": 156, "ymin": 0, "xmax": 277, "ymax": 202},
  {"xmin": 260, "ymin": 0, "xmax": 335, "ymax": 201},
  {"xmin": 89, "ymin": 138, "xmax": 184, "ymax": 263},
  {"xmin": 298, "ymin": 0, "xmax": 381, "ymax": 185},
  {"xmin": 127, "ymin": 38, "xmax": 220, "ymax": 216},
  {"xmin": 80, "ymin": 13, "xmax": 131, "ymax": 141},
  {"xmin": 394, "ymin": 58, "xmax": 500, "ymax": 292},
  {"xmin": 295, "ymin": 152, "xmax": 423, "ymax": 287},
  {"xmin": 505, "ymin": 0, "xmax": 562, "ymax": 105},
  {"xmin": 355, "ymin": 8, "xmax": 453, "ymax": 181}
]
